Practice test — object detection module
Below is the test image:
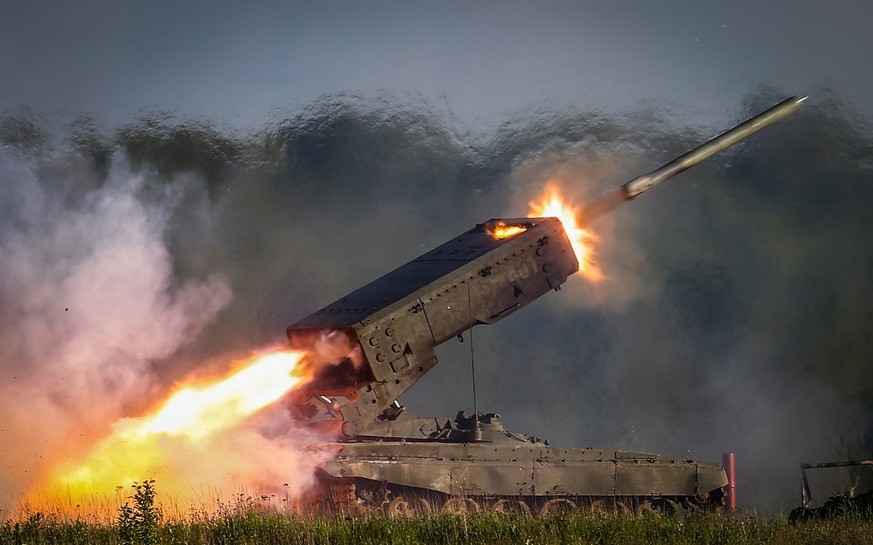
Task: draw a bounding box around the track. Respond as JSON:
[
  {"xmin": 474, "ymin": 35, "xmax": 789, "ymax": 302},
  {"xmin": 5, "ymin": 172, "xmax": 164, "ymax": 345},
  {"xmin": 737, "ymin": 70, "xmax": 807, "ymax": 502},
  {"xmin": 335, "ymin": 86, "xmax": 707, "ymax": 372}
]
[{"xmin": 305, "ymin": 477, "xmax": 724, "ymax": 517}]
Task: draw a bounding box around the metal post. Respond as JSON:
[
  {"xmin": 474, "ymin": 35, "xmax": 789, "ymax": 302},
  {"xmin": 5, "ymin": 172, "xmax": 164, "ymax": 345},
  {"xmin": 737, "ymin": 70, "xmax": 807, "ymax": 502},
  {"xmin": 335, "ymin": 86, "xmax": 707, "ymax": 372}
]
[{"xmin": 723, "ymin": 452, "xmax": 737, "ymax": 510}]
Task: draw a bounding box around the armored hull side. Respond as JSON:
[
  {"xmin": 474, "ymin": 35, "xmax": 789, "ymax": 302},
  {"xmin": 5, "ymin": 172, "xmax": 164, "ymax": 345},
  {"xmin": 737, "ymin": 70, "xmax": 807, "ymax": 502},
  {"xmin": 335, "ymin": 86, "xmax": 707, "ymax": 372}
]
[
  {"xmin": 314, "ymin": 440, "xmax": 727, "ymax": 515},
  {"xmin": 304, "ymin": 413, "xmax": 728, "ymax": 515}
]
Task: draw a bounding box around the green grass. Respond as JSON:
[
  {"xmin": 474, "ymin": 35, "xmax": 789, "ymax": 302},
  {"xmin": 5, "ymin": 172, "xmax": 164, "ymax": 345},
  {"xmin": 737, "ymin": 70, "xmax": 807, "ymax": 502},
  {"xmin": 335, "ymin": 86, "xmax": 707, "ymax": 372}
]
[
  {"xmin": 2, "ymin": 510, "xmax": 872, "ymax": 545},
  {"xmin": 3, "ymin": 483, "xmax": 870, "ymax": 545}
]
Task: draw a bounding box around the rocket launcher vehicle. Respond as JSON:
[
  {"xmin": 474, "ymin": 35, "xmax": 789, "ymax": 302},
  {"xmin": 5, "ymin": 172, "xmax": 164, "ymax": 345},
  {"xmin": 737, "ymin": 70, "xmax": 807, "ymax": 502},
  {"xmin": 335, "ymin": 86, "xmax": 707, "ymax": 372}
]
[
  {"xmin": 287, "ymin": 96, "xmax": 806, "ymax": 438},
  {"xmin": 288, "ymin": 216, "xmax": 578, "ymax": 436}
]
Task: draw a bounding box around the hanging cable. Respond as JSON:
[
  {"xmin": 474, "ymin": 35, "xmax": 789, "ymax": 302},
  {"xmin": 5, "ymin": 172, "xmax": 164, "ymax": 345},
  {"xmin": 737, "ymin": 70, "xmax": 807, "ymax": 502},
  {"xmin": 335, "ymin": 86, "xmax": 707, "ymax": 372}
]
[{"xmin": 467, "ymin": 282, "xmax": 478, "ymax": 418}]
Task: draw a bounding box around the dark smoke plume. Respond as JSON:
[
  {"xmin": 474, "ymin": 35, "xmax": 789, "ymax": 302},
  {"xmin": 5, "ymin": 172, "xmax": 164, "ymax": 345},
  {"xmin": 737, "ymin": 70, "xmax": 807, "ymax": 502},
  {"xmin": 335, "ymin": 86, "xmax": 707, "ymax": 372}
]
[{"xmin": 0, "ymin": 88, "xmax": 870, "ymax": 511}]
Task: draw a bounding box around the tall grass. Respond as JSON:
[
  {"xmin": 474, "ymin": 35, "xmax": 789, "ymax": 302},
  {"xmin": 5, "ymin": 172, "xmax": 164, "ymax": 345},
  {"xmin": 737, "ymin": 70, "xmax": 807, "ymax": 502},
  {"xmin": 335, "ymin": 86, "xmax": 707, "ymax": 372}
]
[
  {"xmin": 2, "ymin": 508, "xmax": 872, "ymax": 545},
  {"xmin": 3, "ymin": 483, "xmax": 871, "ymax": 545}
]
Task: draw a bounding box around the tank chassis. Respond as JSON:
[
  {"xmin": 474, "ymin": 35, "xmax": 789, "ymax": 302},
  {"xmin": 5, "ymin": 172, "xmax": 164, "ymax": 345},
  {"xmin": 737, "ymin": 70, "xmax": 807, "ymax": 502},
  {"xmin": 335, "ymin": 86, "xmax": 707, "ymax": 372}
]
[{"xmin": 285, "ymin": 97, "xmax": 806, "ymax": 516}]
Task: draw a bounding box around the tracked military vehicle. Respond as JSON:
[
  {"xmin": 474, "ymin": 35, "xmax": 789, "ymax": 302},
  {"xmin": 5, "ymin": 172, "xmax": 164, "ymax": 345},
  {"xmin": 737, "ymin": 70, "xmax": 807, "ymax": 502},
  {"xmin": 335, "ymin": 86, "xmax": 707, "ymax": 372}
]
[{"xmin": 286, "ymin": 97, "xmax": 806, "ymax": 516}]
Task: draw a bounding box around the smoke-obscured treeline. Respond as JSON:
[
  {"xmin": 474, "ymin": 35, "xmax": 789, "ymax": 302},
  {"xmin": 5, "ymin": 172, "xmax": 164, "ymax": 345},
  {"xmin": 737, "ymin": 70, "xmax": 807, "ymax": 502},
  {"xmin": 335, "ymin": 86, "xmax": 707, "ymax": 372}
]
[{"xmin": 0, "ymin": 88, "xmax": 871, "ymax": 511}]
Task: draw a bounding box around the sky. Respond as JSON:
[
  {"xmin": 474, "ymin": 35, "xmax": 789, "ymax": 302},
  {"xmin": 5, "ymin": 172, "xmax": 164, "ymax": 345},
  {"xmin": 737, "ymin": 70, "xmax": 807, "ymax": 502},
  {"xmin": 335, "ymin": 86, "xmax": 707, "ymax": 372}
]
[
  {"xmin": 2, "ymin": 1, "xmax": 871, "ymax": 131},
  {"xmin": 1, "ymin": 0, "xmax": 872, "ymax": 514}
]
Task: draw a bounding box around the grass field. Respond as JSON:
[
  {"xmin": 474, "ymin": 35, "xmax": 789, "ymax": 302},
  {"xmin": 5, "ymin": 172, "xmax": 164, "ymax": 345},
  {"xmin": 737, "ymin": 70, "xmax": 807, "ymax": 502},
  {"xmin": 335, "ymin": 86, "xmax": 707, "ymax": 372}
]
[
  {"xmin": 3, "ymin": 509, "xmax": 872, "ymax": 545},
  {"xmin": 4, "ymin": 482, "xmax": 871, "ymax": 545}
]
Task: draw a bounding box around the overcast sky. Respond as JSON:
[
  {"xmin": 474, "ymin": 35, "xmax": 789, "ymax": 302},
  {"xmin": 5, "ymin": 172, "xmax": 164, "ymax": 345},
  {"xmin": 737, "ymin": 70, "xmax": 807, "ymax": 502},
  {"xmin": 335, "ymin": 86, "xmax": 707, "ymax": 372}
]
[{"xmin": 2, "ymin": 0, "xmax": 871, "ymax": 131}]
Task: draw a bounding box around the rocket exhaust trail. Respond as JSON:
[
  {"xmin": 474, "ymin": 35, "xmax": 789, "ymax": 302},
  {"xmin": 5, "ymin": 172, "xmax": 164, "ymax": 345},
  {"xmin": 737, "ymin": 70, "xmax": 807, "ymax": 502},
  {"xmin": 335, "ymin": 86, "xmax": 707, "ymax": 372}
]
[{"xmin": 579, "ymin": 96, "xmax": 807, "ymax": 223}]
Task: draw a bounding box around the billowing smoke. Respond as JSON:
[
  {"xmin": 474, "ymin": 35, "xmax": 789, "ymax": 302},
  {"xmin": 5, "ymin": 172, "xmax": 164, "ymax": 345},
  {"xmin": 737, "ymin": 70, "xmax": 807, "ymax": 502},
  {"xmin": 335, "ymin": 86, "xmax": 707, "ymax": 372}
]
[
  {"xmin": 1, "ymin": 88, "xmax": 871, "ymax": 512},
  {"xmin": 0, "ymin": 116, "xmax": 330, "ymax": 512},
  {"xmin": 0, "ymin": 147, "xmax": 231, "ymax": 502}
]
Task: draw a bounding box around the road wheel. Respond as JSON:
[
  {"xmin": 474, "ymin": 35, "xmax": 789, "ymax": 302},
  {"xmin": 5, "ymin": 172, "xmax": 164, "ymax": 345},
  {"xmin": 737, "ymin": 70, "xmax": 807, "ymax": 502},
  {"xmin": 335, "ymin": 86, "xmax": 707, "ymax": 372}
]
[
  {"xmin": 637, "ymin": 500, "xmax": 660, "ymax": 516},
  {"xmin": 441, "ymin": 497, "xmax": 480, "ymax": 514},
  {"xmin": 413, "ymin": 497, "xmax": 433, "ymax": 515},
  {"xmin": 613, "ymin": 500, "xmax": 632, "ymax": 515},
  {"xmin": 637, "ymin": 498, "xmax": 678, "ymax": 516},
  {"xmin": 387, "ymin": 497, "xmax": 414, "ymax": 518},
  {"xmin": 539, "ymin": 498, "xmax": 577, "ymax": 515},
  {"xmin": 585, "ymin": 499, "xmax": 607, "ymax": 513},
  {"xmin": 492, "ymin": 499, "xmax": 530, "ymax": 514}
]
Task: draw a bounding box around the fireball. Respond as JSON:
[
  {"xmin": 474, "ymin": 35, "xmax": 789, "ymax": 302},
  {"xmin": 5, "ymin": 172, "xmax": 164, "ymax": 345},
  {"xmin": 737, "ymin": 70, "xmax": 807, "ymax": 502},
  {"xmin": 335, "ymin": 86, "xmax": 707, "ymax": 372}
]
[{"xmin": 528, "ymin": 183, "xmax": 604, "ymax": 281}]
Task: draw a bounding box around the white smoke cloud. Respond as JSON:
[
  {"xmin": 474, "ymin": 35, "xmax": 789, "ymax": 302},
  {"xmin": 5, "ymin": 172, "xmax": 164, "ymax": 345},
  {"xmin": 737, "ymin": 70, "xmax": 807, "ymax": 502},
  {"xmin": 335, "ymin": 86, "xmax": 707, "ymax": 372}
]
[{"xmin": 0, "ymin": 149, "xmax": 232, "ymax": 503}]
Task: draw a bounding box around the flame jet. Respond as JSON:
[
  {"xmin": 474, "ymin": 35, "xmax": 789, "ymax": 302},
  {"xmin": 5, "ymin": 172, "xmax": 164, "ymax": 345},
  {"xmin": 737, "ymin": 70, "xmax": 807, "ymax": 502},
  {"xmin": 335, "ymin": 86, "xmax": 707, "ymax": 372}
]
[{"xmin": 579, "ymin": 95, "xmax": 807, "ymax": 221}]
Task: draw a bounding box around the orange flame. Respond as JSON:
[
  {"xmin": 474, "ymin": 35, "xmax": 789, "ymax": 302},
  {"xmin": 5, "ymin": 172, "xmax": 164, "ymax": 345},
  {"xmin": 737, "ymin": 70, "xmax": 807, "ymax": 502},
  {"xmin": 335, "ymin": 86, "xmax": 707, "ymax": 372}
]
[
  {"xmin": 528, "ymin": 183, "xmax": 603, "ymax": 281},
  {"xmin": 486, "ymin": 221, "xmax": 528, "ymax": 239},
  {"xmin": 33, "ymin": 349, "xmax": 306, "ymax": 503}
]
